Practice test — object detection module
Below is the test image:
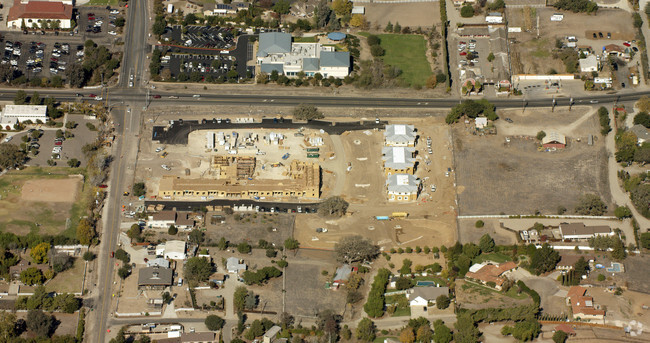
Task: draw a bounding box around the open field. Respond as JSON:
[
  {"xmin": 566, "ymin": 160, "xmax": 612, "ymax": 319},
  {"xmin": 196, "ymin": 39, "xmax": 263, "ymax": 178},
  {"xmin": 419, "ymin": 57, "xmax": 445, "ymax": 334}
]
[
  {"xmin": 363, "ymin": 3, "xmax": 440, "ymax": 29},
  {"xmin": 508, "ymin": 8, "xmax": 636, "ymax": 74},
  {"xmin": 45, "ymin": 257, "xmax": 85, "ymax": 294},
  {"xmin": 0, "ymin": 169, "xmax": 85, "ymax": 237},
  {"xmin": 454, "ymin": 108, "xmax": 610, "ymax": 215},
  {"xmin": 456, "ymin": 279, "xmax": 533, "ymax": 310},
  {"xmin": 378, "ymin": 34, "xmax": 432, "ymax": 87}
]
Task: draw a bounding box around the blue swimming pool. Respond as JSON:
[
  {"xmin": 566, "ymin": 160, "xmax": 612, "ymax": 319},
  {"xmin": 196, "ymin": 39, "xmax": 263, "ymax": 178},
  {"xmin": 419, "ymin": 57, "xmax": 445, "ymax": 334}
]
[
  {"xmin": 416, "ymin": 281, "xmax": 435, "ymax": 286},
  {"xmin": 606, "ymin": 263, "xmax": 622, "ymax": 273}
]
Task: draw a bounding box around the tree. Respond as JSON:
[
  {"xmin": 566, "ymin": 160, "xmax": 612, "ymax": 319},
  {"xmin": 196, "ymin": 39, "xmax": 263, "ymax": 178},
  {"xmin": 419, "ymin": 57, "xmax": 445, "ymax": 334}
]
[
  {"xmin": 114, "ymin": 249, "xmax": 130, "ymax": 263},
  {"xmin": 511, "ymin": 318, "xmax": 541, "ymax": 342},
  {"xmin": 26, "ymin": 310, "xmax": 54, "ymax": 337},
  {"xmin": 82, "ymin": 251, "xmax": 96, "ymax": 261},
  {"xmin": 573, "ymin": 256, "xmax": 589, "ymax": 276},
  {"xmin": 30, "ymin": 92, "xmax": 41, "ymax": 105},
  {"xmin": 614, "ymin": 206, "xmax": 632, "ymax": 219},
  {"xmin": 399, "ymin": 327, "xmax": 415, "ymax": 343},
  {"xmin": 292, "ymin": 104, "xmax": 324, "ymax": 120},
  {"xmin": 0, "ymin": 144, "xmax": 27, "ymax": 171},
  {"xmin": 433, "ymin": 321, "xmax": 453, "ymax": 343},
  {"xmin": 237, "ymin": 242, "xmax": 252, "ymax": 254},
  {"xmin": 611, "ymin": 236, "xmax": 626, "ymax": 260},
  {"xmin": 117, "ymin": 266, "xmax": 131, "ymax": 279},
  {"xmin": 553, "ymin": 0, "xmax": 598, "ymax": 13},
  {"xmin": 233, "ymin": 286, "xmax": 248, "ymax": 311},
  {"xmin": 188, "ymin": 229, "xmax": 205, "ymax": 245},
  {"xmin": 184, "ymin": 257, "xmax": 213, "ymax": 283},
  {"xmin": 335, "ymin": 235, "xmax": 380, "ymax": 263},
  {"xmin": 393, "ymin": 22, "xmax": 401, "ymax": 33},
  {"xmin": 273, "ymin": 0, "xmax": 291, "ymax": 15},
  {"xmin": 133, "ymin": 182, "xmax": 146, "ymax": 197},
  {"xmin": 127, "ymin": 224, "xmax": 142, "ymax": 242},
  {"xmin": 479, "ymin": 234, "xmax": 495, "ymax": 253},
  {"xmin": 553, "ymin": 330, "xmax": 568, "ymax": 343},
  {"xmin": 51, "ymin": 253, "xmax": 74, "ymax": 273},
  {"xmin": 436, "ymin": 295, "xmax": 450, "ymax": 309},
  {"xmin": 370, "ymin": 45, "xmax": 385, "ymax": 57},
  {"xmin": 634, "ymin": 111, "xmax": 650, "ymax": 128},
  {"xmin": 0, "ymin": 312, "xmax": 17, "ymax": 340},
  {"xmin": 349, "ymin": 14, "xmax": 367, "ymax": 28},
  {"xmin": 318, "ymin": 196, "xmax": 349, "ymax": 217},
  {"xmin": 30, "ymin": 243, "xmax": 50, "ymax": 264},
  {"xmin": 460, "ymin": 5, "xmax": 475, "ymax": 17},
  {"xmin": 205, "ymin": 315, "xmax": 225, "ymax": 330},
  {"xmin": 385, "ymin": 21, "xmax": 393, "ymax": 32},
  {"xmin": 115, "ymin": 17, "xmax": 126, "ymax": 27},
  {"xmin": 356, "ymin": 318, "xmax": 376, "ymax": 342},
  {"xmin": 575, "ymin": 194, "xmax": 607, "ymax": 216},
  {"xmin": 529, "ymin": 243, "xmax": 560, "ymax": 275},
  {"xmin": 317, "ymin": 309, "xmax": 342, "ymax": 341},
  {"xmin": 168, "ymin": 225, "xmax": 178, "ymax": 235},
  {"xmin": 20, "ymin": 267, "xmax": 45, "ymax": 285},
  {"xmin": 332, "ymin": 0, "xmax": 353, "ymax": 16},
  {"xmin": 14, "ymin": 90, "xmax": 27, "ymax": 105},
  {"xmin": 284, "ymin": 238, "xmax": 300, "ymax": 250},
  {"xmin": 536, "ymin": 131, "xmax": 547, "ymax": 141},
  {"xmin": 395, "ymin": 277, "xmax": 412, "ymax": 290},
  {"xmin": 76, "ymin": 219, "xmax": 95, "ymax": 246},
  {"xmin": 454, "ymin": 314, "xmax": 480, "ymax": 343}
]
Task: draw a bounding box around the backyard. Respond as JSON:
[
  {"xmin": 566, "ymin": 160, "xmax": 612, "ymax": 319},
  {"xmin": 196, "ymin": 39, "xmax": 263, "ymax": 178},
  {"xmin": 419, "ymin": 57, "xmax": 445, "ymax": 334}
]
[{"xmin": 378, "ymin": 34, "xmax": 432, "ymax": 87}]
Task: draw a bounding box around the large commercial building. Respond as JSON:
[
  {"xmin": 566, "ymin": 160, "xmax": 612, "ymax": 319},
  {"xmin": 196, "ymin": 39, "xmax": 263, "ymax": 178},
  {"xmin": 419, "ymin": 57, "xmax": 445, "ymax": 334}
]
[
  {"xmin": 159, "ymin": 160, "xmax": 320, "ymax": 200},
  {"xmin": 0, "ymin": 105, "xmax": 47, "ymax": 127},
  {"xmin": 257, "ymin": 32, "xmax": 351, "ymax": 78},
  {"xmin": 7, "ymin": 0, "xmax": 74, "ymax": 29},
  {"xmin": 382, "ymin": 147, "xmax": 416, "ymax": 177}
]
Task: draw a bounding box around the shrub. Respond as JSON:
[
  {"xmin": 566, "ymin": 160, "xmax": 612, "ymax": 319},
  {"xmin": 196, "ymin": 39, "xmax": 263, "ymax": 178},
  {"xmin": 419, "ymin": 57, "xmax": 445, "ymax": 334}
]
[
  {"xmin": 475, "ymin": 220, "xmax": 484, "ymax": 228},
  {"xmin": 460, "ymin": 5, "xmax": 475, "ymax": 17}
]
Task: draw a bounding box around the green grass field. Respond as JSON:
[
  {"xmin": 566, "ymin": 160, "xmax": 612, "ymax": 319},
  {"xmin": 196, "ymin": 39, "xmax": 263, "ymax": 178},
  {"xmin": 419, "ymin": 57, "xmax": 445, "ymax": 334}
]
[
  {"xmin": 294, "ymin": 36, "xmax": 317, "ymax": 43},
  {"xmin": 472, "ymin": 252, "xmax": 513, "ymax": 264},
  {"xmin": 378, "ymin": 34, "xmax": 432, "ymax": 87},
  {"xmin": 85, "ymin": 0, "xmax": 119, "ymax": 6}
]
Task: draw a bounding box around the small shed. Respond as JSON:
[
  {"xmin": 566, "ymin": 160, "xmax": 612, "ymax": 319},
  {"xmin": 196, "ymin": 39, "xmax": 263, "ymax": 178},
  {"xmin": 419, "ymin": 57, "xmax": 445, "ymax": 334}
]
[
  {"xmin": 542, "ymin": 132, "xmax": 566, "ymax": 148},
  {"xmin": 475, "ymin": 117, "xmax": 488, "ymax": 129}
]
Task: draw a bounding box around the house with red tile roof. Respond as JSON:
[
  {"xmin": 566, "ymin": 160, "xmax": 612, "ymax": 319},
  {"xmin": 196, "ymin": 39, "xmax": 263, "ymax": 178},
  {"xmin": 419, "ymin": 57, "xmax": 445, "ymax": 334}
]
[
  {"xmin": 566, "ymin": 286, "xmax": 605, "ymax": 321},
  {"xmin": 7, "ymin": 0, "xmax": 74, "ymax": 29},
  {"xmin": 465, "ymin": 261, "xmax": 517, "ymax": 290}
]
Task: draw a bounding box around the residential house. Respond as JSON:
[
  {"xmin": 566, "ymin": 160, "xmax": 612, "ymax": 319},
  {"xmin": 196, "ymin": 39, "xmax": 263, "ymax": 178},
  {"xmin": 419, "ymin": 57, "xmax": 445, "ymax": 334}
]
[
  {"xmin": 554, "ymin": 324, "xmax": 576, "ymax": 336},
  {"xmin": 226, "ymin": 257, "xmax": 246, "ymax": 273},
  {"xmin": 593, "ymin": 77, "xmax": 613, "ymax": 88},
  {"xmin": 559, "ymin": 223, "xmax": 613, "ymax": 241},
  {"xmin": 155, "ymin": 240, "xmax": 187, "ymax": 260},
  {"xmin": 382, "ymin": 147, "xmax": 416, "ymax": 177},
  {"xmin": 542, "ymin": 132, "xmax": 567, "ymax": 149},
  {"xmin": 7, "ymin": 0, "xmax": 74, "ymax": 29},
  {"xmin": 475, "ymin": 117, "xmax": 488, "ymax": 129},
  {"xmin": 210, "ymin": 273, "xmax": 226, "ymax": 285},
  {"xmin": 333, "ymin": 264, "xmax": 357, "ymax": 288},
  {"xmin": 579, "ymin": 55, "xmax": 598, "ymax": 72},
  {"xmin": 556, "ymin": 254, "xmax": 595, "ymax": 271},
  {"xmin": 566, "ymin": 286, "xmax": 605, "ymax": 321},
  {"xmin": 465, "ymin": 261, "xmax": 517, "ymax": 290},
  {"xmin": 263, "ymin": 325, "xmax": 282, "ymax": 343},
  {"xmin": 147, "ymin": 257, "xmax": 171, "ymax": 269},
  {"xmin": 175, "ymin": 212, "xmax": 195, "ymax": 231},
  {"xmin": 407, "ymin": 286, "xmax": 450, "ymax": 315},
  {"xmin": 485, "ymin": 12, "xmax": 503, "ymax": 24},
  {"xmin": 384, "ymin": 124, "xmax": 416, "ymax": 147},
  {"xmin": 386, "ymin": 174, "xmax": 420, "ymax": 202},
  {"xmin": 630, "ymin": 124, "xmax": 650, "ymax": 144},
  {"xmin": 10, "ymin": 259, "xmax": 49, "ymax": 280},
  {"xmin": 156, "ymin": 332, "xmax": 218, "ymax": 343},
  {"xmin": 138, "ymin": 266, "xmax": 173, "ymax": 290},
  {"xmin": 149, "ymin": 210, "xmax": 177, "ymax": 229}
]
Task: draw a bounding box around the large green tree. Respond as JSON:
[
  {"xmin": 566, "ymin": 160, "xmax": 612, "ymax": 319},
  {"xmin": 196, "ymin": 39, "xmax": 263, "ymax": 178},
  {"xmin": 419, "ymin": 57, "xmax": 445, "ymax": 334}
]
[
  {"xmin": 0, "ymin": 144, "xmax": 27, "ymax": 171},
  {"xmin": 355, "ymin": 318, "xmax": 376, "ymax": 342},
  {"xmin": 529, "ymin": 243, "xmax": 560, "ymax": 275},
  {"xmin": 184, "ymin": 257, "xmax": 213, "ymax": 283}
]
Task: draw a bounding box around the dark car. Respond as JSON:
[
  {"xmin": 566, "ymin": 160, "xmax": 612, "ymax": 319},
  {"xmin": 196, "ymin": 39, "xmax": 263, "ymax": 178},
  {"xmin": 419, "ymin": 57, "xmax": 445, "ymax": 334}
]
[
  {"xmin": 505, "ymin": 118, "xmax": 513, "ymax": 123},
  {"xmin": 153, "ymin": 95, "xmax": 161, "ymax": 99},
  {"xmin": 598, "ymin": 32, "xmax": 603, "ymax": 38},
  {"xmin": 88, "ymin": 93, "xmax": 97, "ymax": 97},
  {"xmin": 593, "ymin": 33, "xmax": 597, "ymax": 38}
]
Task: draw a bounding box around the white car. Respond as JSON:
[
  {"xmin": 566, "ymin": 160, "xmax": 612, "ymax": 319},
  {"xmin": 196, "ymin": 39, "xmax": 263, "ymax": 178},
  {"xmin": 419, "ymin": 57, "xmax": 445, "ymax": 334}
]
[
  {"xmin": 95, "ymin": 96, "xmax": 103, "ymax": 101},
  {"xmin": 3, "ymin": 136, "xmax": 12, "ymax": 143},
  {"xmin": 161, "ymin": 164, "xmax": 171, "ymax": 171},
  {"xmin": 431, "ymin": 184, "xmax": 436, "ymax": 192},
  {"xmin": 108, "ymin": 31, "xmax": 117, "ymax": 36},
  {"xmin": 110, "ymin": 9, "xmax": 120, "ymax": 14}
]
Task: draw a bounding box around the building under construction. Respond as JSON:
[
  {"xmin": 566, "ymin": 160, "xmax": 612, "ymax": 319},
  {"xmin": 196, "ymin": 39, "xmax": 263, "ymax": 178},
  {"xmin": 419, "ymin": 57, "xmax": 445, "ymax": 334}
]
[{"xmin": 210, "ymin": 156, "xmax": 256, "ymax": 180}]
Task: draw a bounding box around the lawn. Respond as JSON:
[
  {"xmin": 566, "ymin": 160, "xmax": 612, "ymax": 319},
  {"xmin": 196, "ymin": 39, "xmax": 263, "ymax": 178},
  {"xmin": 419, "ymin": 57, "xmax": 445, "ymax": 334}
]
[
  {"xmin": 46, "ymin": 258, "xmax": 85, "ymax": 294},
  {"xmin": 414, "ymin": 275, "xmax": 448, "ymax": 286},
  {"xmin": 294, "ymin": 36, "xmax": 317, "ymax": 43},
  {"xmin": 472, "ymin": 252, "xmax": 513, "ymax": 264},
  {"xmin": 85, "ymin": 0, "xmax": 119, "ymax": 6},
  {"xmin": 378, "ymin": 34, "xmax": 432, "ymax": 87},
  {"xmin": 374, "ymin": 337, "xmax": 398, "ymax": 343},
  {"xmin": 462, "ymin": 280, "xmax": 529, "ymax": 300}
]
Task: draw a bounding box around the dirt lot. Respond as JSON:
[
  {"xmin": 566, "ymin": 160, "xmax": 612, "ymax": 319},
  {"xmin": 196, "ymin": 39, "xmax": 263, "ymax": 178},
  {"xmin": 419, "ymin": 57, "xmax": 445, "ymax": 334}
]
[
  {"xmin": 0, "ymin": 171, "xmax": 83, "ymax": 236},
  {"xmin": 456, "ymin": 279, "xmax": 534, "ymax": 310},
  {"xmin": 508, "ymin": 8, "xmax": 636, "ymax": 74},
  {"xmin": 203, "ymin": 211, "xmax": 294, "ymax": 247},
  {"xmin": 454, "ymin": 108, "xmax": 611, "ymax": 215},
  {"xmin": 16, "ymin": 312, "xmax": 79, "ymax": 338},
  {"xmin": 295, "ymin": 118, "xmax": 457, "ymax": 251},
  {"xmin": 363, "ymin": 3, "xmax": 440, "ymax": 29},
  {"xmin": 620, "ymin": 255, "xmax": 650, "ymax": 294}
]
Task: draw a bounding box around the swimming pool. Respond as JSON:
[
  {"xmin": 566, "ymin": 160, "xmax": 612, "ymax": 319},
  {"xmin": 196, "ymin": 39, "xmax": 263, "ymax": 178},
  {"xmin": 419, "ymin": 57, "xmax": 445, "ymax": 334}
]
[
  {"xmin": 416, "ymin": 281, "xmax": 435, "ymax": 286},
  {"xmin": 606, "ymin": 263, "xmax": 622, "ymax": 273}
]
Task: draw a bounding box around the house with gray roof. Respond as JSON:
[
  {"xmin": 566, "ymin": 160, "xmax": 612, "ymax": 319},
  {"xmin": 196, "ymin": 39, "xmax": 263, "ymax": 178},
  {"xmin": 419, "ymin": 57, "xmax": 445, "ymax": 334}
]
[
  {"xmin": 226, "ymin": 257, "xmax": 247, "ymax": 274},
  {"xmin": 384, "ymin": 124, "xmax": 416, "ymax": 147},
  {"xmin": 138, "ymin": 266, "xmax": 173, "ymax": 290},
  {"xmin": 147, "ymin": 257, "xmax": 170, "ymax": 269},
  {"xmin": 386, "ymin": 174, "xmax": 420, "ymax": 202},
  {"xmin": 630, "ymin": 124, "xmax": 650, "ymax": 144},
  {"xmin": 257, "ymin": 33, "xmax": 350, "ymax": 78},
  {"xmin": 382, "ymin": 147, "xmax": 416, "ymax": 176}
]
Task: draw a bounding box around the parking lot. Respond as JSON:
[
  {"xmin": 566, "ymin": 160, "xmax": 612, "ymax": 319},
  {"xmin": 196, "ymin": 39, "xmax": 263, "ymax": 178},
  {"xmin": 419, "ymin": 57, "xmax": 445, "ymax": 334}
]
[
  {"xmin": 160, "ymin": 51, "xmax": 235, "ymax": 79},
  {"xmin": 169, "ymin": 25, "xmax": 235, "ymax": 49},
  {"xmin": 77, "ymin": 7, "xmax": 124, "ymax": 38},
  {"xmin": 1, "ymin": 38, "xmax": 81, "ymax": 79}
]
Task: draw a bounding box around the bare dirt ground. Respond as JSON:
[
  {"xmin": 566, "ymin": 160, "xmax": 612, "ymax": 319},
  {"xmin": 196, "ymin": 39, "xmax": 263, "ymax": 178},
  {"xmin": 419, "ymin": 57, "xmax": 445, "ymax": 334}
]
[
  {"xmin": 363, "ymin": 3, "xmax": 440, "ymax": 29},
  {"xmin": 620, "ymin": 255, "xmax": 650, "ymax": 294},
  {"xmin": 203, "ymin": 212, "xmax": 294, "ymax": 247},
  {"xmin": 21, "ymin": 177, "xmax": 81, "ymax": 203},
  {"xmin": 294, "ymin": 118, "xmax": 457, "ymax": 251},
  {"xmin": 507, "ymin": 8, "xmax": 635, "ymax": 74},
  {"xmin": 456, "ymin": 279, "xmax": 534, "ymax": 310},
  {"xmin": 454, "ymin": 109, "xmax": 611, "ymax": 215}
]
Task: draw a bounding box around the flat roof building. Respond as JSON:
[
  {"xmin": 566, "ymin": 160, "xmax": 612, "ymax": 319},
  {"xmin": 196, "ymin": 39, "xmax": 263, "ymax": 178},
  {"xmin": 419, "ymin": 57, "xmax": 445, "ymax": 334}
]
[
  {"xmin": 382, "ymin": 147, "xmax": 416, "ymax": 176},
  {"xmin": 384, "ymin": 124, "xmax": 416, "ymax": 147},
  {"xmin": 7, "ymin": 0, "xmax": 74, "ymax": 29},
  {"xmin": 386, "ymin": 174, "xmax": 420, "ymax": 202},
  {"xmin": 0, "ymin": 105, "xmax": 47, "ymax": 127},
  {"xmin": 579, "ymin": 55, "xmax": 598, "ymax": 72}
]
